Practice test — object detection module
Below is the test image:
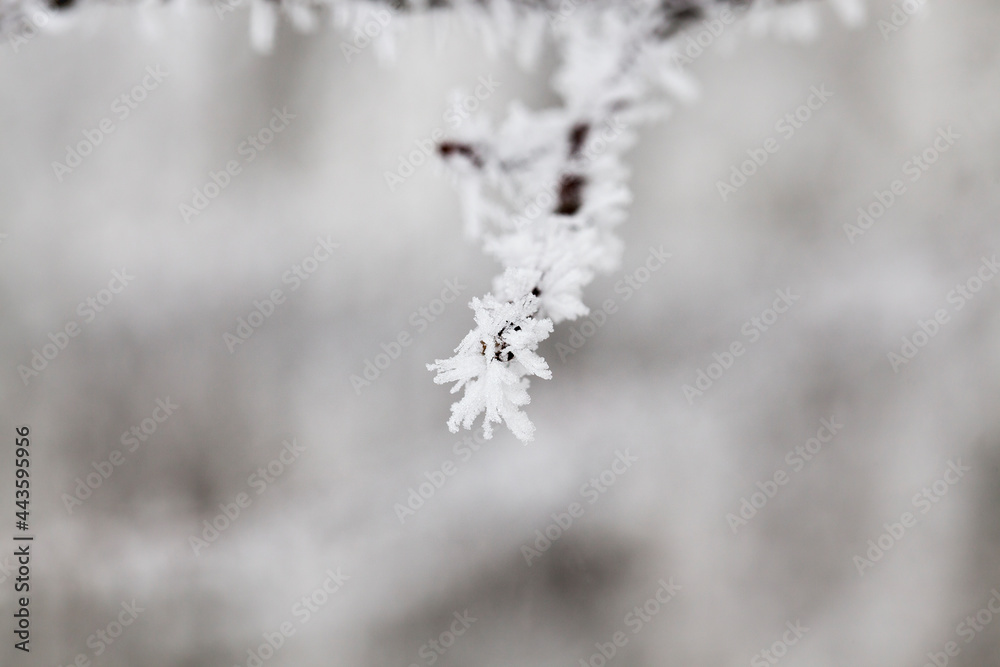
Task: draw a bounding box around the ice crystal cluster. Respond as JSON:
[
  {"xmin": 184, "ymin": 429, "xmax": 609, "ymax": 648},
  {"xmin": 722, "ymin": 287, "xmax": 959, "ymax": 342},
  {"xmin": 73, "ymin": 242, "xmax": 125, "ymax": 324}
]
[{"xmin": 0, "ymin": 0, "xmax": 865, "ymax": 441}]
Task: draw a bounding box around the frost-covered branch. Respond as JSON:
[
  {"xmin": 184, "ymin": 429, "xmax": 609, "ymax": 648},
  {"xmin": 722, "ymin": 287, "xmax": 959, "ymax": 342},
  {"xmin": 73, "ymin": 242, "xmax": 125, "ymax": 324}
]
[{"xmin": 426, "ymin": 0, "xmax": 865, "ymax": 442}]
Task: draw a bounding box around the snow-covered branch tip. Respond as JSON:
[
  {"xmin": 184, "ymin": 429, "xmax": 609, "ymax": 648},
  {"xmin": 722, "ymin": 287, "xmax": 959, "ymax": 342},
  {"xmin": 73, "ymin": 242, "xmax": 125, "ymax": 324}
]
[
  {"xmin": 426, "ymin": 0, "xmax": 866, "ymax": 442},
  {"xmin": 427, "ymin": 268, "xmax": 553, "ymax": 443}
]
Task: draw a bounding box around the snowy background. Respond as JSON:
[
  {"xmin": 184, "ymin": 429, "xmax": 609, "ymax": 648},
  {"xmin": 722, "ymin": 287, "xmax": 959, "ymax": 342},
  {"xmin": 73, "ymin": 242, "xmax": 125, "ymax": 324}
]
[{"xmin": 2, "ymin": 0, "xmax": 1000, "ymax": 665}]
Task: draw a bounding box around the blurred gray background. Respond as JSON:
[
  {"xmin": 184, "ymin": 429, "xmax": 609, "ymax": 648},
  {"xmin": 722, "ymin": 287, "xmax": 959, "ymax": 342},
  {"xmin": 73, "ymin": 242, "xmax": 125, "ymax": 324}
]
[{"xmin": 1, "ymin": 0, "xmax": 1000, "ymax": 665}]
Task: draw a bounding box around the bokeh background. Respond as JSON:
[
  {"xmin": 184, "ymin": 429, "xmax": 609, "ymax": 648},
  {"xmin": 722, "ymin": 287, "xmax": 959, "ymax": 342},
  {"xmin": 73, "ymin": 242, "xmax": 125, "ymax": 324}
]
[{"xmin": 2, "ymin": 0, "xmax": 999, "ymax": 665}]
